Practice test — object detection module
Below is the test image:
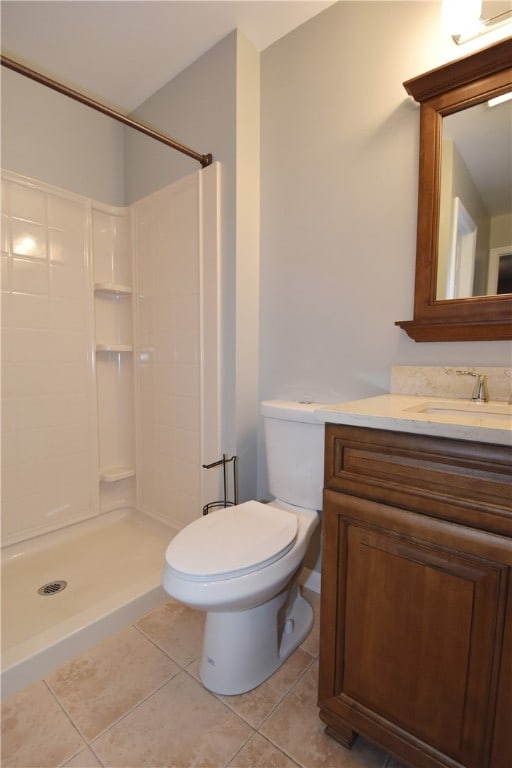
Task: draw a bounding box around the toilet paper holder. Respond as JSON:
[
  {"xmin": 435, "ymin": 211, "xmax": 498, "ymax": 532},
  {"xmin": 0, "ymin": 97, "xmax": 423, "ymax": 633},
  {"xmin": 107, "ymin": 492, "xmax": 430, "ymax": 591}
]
[{"xmin": 202, "ymin": 454, "xmax": 239, "ymax": 515}]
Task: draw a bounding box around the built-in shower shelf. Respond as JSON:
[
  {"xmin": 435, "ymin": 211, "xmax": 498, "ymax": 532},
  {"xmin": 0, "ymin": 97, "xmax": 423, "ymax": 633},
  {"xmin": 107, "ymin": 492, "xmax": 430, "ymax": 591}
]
[
  {"xmin": 94, "ymin": 282, "xmax": 132, "ymax": 296},
  {"xmin": 100, "ymin": 467, "xmax": 136, "ymax": 483},
  {"xmin": 96, "ymin": 344, "xmax": 133, "ymax": 353}
]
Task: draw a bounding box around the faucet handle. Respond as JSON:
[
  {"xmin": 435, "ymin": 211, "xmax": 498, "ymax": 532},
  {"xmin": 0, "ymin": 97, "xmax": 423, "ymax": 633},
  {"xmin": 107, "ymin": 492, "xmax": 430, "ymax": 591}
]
[
  {"xmin": 455, "ymin": 370, "xmax": 489, "ymax": 403},
  {"xmin": 471, "ymin": 374, "xmax": 489, "ymax": 403}
]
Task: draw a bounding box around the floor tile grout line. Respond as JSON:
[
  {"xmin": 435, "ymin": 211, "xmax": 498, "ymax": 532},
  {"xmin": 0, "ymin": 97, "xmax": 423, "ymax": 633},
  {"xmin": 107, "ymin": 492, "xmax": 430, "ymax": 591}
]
[
  {"xmin": 135, "ymin": 609, "xmax": 320, "ymax": 750},
  {"xmin": 178, "ymin": 666, "xmax": 262, "ymax": 737},
  {"xmin": 256, "ymin": 729, "xmax": 311, "ymax": 768},
  {"xmin": 84, "ymin": 741, "xmax": 107, "ymax": 768},
  {"xmin": 224, "ymin": 731, "xmax": 257, "ymax": 768},
  {"xmin": 49, "ymin": 612, "xmax": 199, "ymax": 749},
  {"xmin": 251, "ymin": 657, "xmax": 320, "ymax": 768},
  {"xmin": 132, "ymin": 619, "xmax": 201, "ymax": 671},
  {"xmin": 85, "ymin": 665, "xmax": 258, "ymax": 759},
  {"xmin": 261, "ymin": 709, "xmax": 394, "ymax": 768},
  {"xmin": 58, "ymin": 741, "xmax": 106, "ymax": 768},
  {"xmin": 86, "ymin": 666, "xmax": 184, "ymax": 747},
  {"xmin": 254, "ymin": 653, "xmax": 317, "ymax": 734},
  {"xmin": 44, "ymin": 651, "xmax": 182, "ymax": 755},
  {"xmin": 3, "ymin": 594, "xmax": 325, "ymax": 768},
  {"xmin": 223, "ymin": 729, "xmax": 262, "ymax": 768},
  {"xmin": 194, "ymin": 646, "xmax": 317, "ymax": 732},
  {"xmin": 42, "ymin": 679, "xmax": 90, "ymax": 766},
  {"xmin": 101, "ymin": 620, "xmax": 273, "ymax": 740},
  {"xmin": 223, "ymin": 730, "xmax": 301, "ymax": 768}
]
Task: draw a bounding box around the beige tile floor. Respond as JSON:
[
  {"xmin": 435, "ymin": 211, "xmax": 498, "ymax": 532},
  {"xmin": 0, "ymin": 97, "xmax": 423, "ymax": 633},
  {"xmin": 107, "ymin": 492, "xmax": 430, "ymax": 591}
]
[{"xmin": 2, "ymin": 588, "xmax": 407, "ymax": 768}]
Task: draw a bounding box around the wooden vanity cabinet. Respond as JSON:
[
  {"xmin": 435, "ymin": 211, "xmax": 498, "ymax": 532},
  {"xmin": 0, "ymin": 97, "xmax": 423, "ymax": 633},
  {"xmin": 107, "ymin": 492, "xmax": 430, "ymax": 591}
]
[{"xmin": 318, "ymin": 425, "xmax": 512, "ymax": 768}]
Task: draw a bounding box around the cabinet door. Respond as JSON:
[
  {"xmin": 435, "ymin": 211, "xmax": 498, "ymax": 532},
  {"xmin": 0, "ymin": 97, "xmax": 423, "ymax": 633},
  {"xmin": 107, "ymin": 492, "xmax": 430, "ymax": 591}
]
[{"xmin": 319, "ymin": 491, "xmax": 512, "ymax": 768}]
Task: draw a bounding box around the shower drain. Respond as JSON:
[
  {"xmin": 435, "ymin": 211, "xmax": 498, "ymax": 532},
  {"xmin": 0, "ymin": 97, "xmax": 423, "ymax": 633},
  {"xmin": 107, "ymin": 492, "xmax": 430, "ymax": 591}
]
[{"xmin": 38, "ymin": 580, "xmax": 67, "ymax": 596}]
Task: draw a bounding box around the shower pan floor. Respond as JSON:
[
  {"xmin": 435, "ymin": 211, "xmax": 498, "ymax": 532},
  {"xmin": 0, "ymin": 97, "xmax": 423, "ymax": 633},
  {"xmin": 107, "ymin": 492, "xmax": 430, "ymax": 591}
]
[{"xmin": 1, "ymin": 508, "xmax": 177, "ymax": 699}]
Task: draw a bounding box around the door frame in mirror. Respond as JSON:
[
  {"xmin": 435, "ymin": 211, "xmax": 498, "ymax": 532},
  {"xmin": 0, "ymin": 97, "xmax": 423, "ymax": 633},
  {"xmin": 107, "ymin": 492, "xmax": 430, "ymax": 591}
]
[{"xmin": 396, "ymin": 38, "xmax": 512, "ymax": 342}]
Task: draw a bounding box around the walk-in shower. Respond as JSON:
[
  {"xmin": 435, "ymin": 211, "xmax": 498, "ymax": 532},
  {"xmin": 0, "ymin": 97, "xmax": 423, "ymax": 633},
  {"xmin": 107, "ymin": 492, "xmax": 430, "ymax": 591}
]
[{"xmin": 1, "ymin": 58, "xmax": 222, "ymax": 696}]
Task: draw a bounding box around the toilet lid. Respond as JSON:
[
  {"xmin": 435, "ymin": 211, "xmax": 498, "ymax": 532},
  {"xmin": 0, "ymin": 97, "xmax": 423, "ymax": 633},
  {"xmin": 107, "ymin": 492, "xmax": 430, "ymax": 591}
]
[{"xmin": 165, "ymin": 500, "xmax": 298, "ymax": 581}]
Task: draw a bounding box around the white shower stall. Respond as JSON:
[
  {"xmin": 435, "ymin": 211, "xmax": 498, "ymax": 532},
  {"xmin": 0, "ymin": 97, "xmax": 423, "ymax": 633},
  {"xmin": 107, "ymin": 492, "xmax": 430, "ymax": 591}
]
[{"xmin": 1, "ymin": 163, "xmax": 222, "ymax": 696}]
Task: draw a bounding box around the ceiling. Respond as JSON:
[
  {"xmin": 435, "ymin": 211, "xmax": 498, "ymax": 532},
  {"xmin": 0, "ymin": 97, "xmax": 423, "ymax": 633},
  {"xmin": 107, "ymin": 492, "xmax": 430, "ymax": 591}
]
[{"xmin": 1, "ymin": 0, "xmax": 335, "ymax": 112}]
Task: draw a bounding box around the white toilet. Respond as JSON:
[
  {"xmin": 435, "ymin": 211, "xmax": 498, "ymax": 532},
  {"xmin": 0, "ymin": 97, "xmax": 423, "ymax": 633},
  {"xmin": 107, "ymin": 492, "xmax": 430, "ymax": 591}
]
[{"xmin": 162, "ymin": 399, "xmax": 324, "ymax": 695}]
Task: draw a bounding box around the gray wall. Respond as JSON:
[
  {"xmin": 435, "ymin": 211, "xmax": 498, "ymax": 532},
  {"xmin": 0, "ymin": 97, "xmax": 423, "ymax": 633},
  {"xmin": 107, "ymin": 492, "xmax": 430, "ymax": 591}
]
[
  {"xmin": 1, "ymin": 68, "xmax": 125, "ymax": 205},
  {"xmin": 258, "ymin": 0, "xmax": 511, "ymax": 567},
  {"xmin": 259, "ymin": 0, "xmax": 509, "ymax": 422},
  {"xmin": 124, "ymin": 30, "xmax": 238, "ymax": 490},
  {"xmin": 124, "ymin": 31, "xmax": 261, "ymax": 504},
  {"xmin": 123, "ymin": 33, "xmax": 236, "ymax": 204}
]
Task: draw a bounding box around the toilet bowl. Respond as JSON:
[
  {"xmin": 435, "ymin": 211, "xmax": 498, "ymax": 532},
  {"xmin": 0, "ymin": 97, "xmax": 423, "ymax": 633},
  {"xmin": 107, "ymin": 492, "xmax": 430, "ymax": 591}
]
[{"xmin": 162, "ymin": 400, "xmax": 324, "ymax": 695}]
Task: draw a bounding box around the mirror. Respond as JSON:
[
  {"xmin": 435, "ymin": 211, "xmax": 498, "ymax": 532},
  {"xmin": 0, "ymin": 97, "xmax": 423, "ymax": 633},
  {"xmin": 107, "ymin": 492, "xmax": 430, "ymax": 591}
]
[
  {"xmin": 438, "ymin": 97, "xmax": 511, "ymax": 299},
  {"xmin": 396, "ymin": 38, "xmax": 512, "ymax": 341}
]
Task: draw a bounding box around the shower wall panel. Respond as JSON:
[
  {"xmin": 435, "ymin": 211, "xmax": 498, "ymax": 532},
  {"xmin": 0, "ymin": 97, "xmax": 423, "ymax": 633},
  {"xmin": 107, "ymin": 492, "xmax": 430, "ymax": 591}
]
[
  {"xmin": 133, "ymin": 166, "xmax": 221, "ymax": 529},
  {"xmin": 1, "ymin": 172, "xmax": 99, "ymax": 546},
  {"xmin": 134, "ymin": 174, "xmax": 201, "ymax": 528}
]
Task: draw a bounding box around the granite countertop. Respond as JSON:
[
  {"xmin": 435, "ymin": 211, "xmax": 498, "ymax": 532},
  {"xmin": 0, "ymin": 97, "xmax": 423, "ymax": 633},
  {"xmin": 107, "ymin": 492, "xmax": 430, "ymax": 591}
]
[{"xmin": 315, "ymin": 394, "xmax": 512, "ymax": 446}]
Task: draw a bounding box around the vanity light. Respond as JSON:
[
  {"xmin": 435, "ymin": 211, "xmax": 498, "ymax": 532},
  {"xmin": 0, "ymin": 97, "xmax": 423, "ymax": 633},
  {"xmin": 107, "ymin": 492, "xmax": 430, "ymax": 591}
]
[
  {"xmin": 442, "ymin": 0, "xmax": 512, "ymax": 45},
  {"xmin": 441, "ymin": 0, "xmax": 482, "ymax": 37},
  {"xmin": 488, "ymin": 91, "xmax": 512, "ymax": 107}
]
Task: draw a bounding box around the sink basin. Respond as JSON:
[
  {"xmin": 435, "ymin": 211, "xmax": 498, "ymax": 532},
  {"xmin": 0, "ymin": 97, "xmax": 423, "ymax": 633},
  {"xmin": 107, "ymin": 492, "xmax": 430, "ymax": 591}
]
[{"xmin": 404, "ymin": 400, "xmax": 512, "ymax": 426}]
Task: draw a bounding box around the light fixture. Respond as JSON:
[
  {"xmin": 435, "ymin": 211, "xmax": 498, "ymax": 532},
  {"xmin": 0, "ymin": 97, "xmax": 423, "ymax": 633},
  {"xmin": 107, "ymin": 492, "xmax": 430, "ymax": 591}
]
[
  {"xmin": 488, "ymin": 91, "xmax": 512, "ymax": 107},
  {"xmin": 441, "ymin": 0, "xmax": 512, "ymax": 44},
  {"xmin": 441, "ymin": 0, "xmax": 482, "ymax": 36}
]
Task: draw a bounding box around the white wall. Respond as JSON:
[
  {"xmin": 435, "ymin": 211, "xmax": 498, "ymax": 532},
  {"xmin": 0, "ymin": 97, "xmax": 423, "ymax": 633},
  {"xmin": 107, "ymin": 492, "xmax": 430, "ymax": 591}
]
[
  {"xmin": 259, "ymin": 1, "xmax": 510, "ymax": 497},
  {"xmin": 1, "ymin": 69, "xmax": 125, "ymax": 205}
]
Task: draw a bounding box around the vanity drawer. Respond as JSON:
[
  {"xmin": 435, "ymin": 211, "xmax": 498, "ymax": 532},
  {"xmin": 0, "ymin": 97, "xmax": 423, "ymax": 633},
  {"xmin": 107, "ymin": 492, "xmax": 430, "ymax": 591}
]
[{"xmin": 324, "ymin": 424, "xmax": 512, "ymax": 536}]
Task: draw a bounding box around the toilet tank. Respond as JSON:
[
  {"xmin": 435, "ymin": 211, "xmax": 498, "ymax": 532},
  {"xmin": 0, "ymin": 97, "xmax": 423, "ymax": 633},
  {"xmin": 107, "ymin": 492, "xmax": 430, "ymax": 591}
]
[{"xmin": 261, "ymin": 400, "xmax": 324, "ymax": 511}]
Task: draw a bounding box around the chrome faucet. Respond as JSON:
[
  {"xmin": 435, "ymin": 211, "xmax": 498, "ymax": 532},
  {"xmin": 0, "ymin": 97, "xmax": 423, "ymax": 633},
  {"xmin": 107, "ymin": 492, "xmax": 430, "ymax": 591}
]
[{"xmin": 455, "ymin": 370, "xmax": 489, "ymax": 403}]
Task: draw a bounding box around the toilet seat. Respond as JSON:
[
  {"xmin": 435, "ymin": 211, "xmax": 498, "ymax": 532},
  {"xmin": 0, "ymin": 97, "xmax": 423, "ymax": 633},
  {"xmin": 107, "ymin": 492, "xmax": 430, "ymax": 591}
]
[{"xmin": 165, "ymin": 500, "xmax": 298, "ymax": 582}]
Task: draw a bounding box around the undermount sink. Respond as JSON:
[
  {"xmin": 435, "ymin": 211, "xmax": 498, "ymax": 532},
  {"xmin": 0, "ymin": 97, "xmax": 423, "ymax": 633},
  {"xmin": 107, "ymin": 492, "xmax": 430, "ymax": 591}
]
[{"xmin": 404, "ymin": 400, "xmax": 512, "ymax": 426}]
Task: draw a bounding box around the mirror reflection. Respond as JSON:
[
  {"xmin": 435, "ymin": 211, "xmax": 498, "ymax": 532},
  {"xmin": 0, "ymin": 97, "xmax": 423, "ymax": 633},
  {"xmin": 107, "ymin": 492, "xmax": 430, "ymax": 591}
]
[{"xmin": 437, "ymin": 94, "xmax": 512, "ymax": 299}]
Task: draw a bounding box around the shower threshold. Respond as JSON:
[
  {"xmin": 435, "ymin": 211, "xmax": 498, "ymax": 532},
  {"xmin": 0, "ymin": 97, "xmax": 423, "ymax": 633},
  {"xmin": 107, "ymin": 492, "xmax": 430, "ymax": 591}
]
[{"xmin": 1, "ymin": 508, "xmax": 176, "ymax": 699}]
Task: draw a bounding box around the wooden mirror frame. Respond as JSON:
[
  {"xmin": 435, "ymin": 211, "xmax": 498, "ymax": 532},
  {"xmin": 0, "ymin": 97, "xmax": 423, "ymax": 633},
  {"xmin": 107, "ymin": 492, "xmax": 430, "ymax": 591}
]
[{"xmin": 396, "ymin": 38, "xmax": 512, "ymax": 342}]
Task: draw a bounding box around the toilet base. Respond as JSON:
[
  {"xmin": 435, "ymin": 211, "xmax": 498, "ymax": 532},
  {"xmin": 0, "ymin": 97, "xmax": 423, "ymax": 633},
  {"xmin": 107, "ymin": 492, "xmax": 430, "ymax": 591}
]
[{"xmin": 198, "ymin": 583, "xmax": 313, "ymax": 695}]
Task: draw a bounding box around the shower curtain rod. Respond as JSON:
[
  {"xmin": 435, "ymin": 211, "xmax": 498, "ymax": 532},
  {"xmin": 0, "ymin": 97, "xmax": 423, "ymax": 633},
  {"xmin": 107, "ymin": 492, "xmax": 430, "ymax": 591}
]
[{"xmin": 1, "ymin": 54, "xmax": 213, "ymax": 168}]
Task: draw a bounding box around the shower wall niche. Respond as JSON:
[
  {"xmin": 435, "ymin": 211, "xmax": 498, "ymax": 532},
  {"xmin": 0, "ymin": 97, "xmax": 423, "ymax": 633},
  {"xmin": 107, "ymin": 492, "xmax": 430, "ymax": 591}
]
[{"xmin": 92, "ymin": 203, "xmax": 136, "ymax": 513}]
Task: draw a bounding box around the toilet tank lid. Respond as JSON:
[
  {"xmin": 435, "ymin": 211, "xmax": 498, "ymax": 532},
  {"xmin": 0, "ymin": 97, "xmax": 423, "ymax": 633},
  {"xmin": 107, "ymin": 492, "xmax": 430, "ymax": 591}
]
[{"xmin": 260, "ymin": 400, "xmax": 323, "ymax": 423}]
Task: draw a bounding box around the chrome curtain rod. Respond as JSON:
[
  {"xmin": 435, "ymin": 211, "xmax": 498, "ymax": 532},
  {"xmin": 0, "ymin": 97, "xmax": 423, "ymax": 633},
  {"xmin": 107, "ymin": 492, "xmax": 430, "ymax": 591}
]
[{"xmin": 1, "ymin": 54, "xmax": 213, "ymax": 168}]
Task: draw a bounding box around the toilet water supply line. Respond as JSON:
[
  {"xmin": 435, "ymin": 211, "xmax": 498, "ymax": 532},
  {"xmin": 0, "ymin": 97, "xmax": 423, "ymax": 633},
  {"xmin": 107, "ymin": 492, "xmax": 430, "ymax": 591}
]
[{"xmin": 202, "ymin": 455, "xmax": 239, "ymax": 515}]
